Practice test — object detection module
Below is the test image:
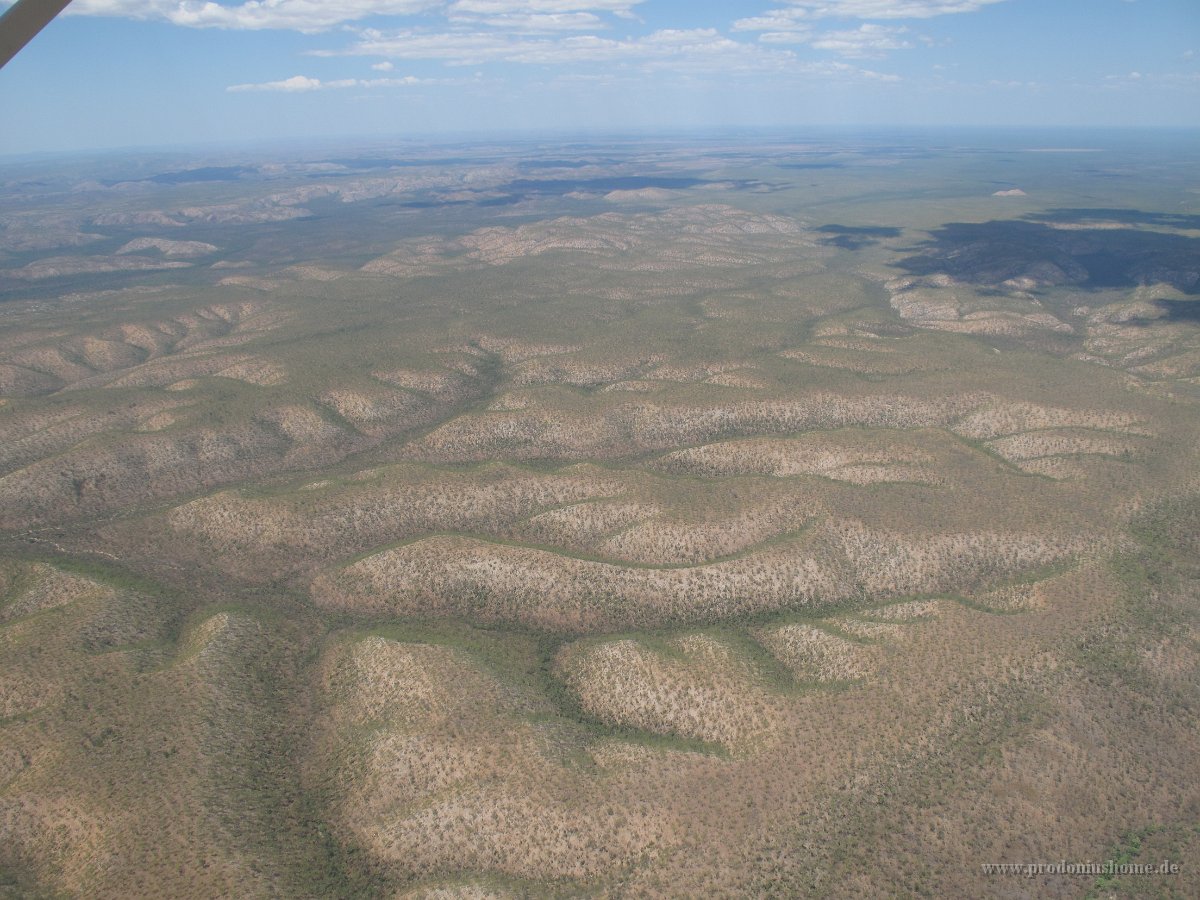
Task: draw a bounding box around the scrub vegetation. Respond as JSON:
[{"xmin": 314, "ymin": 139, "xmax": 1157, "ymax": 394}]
[{"xmin": 1, "ymin": 135, "xmax": 1198, "ymax": 897}]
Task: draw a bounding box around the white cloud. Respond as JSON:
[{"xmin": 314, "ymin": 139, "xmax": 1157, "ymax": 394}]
[
  {"xmin": 811, "ymin": 24, "xmax": 912, "ymax": 56},
  {"xmin": 54, "ymin": 0, "xmax": 911, "ymax": 81},
  {"xmin": 227, "ymin": 74, "xmax": 327, "ymax": 92},
  {"xmin": 310, "ymin": 26, "xmax": 907, "ymax": 83},
  {"xmin": 448, "ymin": 0, "xmax": 640, "ymax": 13},
  {"xmin": 733, "ymin": 9, "xmax": 808, "ymax": 32},
  {"xmin": 68, "ymin": 1, "xmax": 441, "ymax": 32},
  {"xmin": 362, "ymin": 75, "xmax": 441, "ymax": 85},
  {"xmin": 816, "ymin": 60, "xmax": 900, "ymax": 81},
  {"xmin": 227, "ymin": 73, "xmax": 433, "ymax": 91},
  {"xmin": 776, "ymin": 1, "xmax": 1006, "ymax": 19},
  {"xmin": 62, "ymin": 0, "xmax": 645, "ymax": 32},
  {"xmin": 1085, "ymin": 70, "xmax": 1200, "ymax": 93},
  {"xmin": 756, "ymin": 30, "xmax": 815, "ymax": 44},
  {"xmin": 732, "ymin": 8, "xmax": 811, "ymax": 46},
  {"xmin": 445, "ymin": 2, "xmax": 647, "ymax": 31},
  {"xmin": 327, "ymin": 27, "xmax": 800, "ymax": 72},
  {"xmin": 736, "ymin": 13, "xmax": 916, "ymax": 57},
  {"xmin": 448, "ymin": 12, "xmax": 606, "ymax": 31}
]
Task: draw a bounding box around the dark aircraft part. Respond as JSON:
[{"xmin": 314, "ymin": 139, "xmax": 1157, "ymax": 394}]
[{"xmin": 0, "ymin": 0, "xmax": 73, "ymax": 70}]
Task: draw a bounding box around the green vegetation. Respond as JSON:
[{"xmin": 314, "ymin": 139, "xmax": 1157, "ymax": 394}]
[{"xmin": 1, "ymin": 137, "xmax": 1197, "ymax": 896}]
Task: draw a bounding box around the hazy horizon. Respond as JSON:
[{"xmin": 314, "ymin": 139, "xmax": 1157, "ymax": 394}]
[
  {"xmin": 1, "ymin": 0, "xmax": 1197, "ymax": 154},
  {"xmin": 3, "ymin": 122, "xmax": 1199, "ymax": 164}
]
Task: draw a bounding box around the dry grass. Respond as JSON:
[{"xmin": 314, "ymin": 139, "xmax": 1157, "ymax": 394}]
[
  {"xmin": 2, "ymin": 142, "xmax": 1198, "ymax": 897},
  {"xmin": 751, "ymin": 623, "xmax": 879, "ymax": 682},
  {"xmin": 314, "ymin": 533, "xmax": 851, "ymax": 631},
  {"xmin": 313, "ymin": 634, "xmax": 673, "ymax": 883},
  {"xmin": 651, "ymin": 430, "xmax": 945, "ymax": 485},
  {"xmin": 556, "ymin": 633, "xmax": 784, "ymax": 752},
  {"xmin": 0, "ymin": 562, "xmax": 321, "ymax": 897}
]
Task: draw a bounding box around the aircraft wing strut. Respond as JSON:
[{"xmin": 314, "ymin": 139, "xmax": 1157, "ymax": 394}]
[{"xmin": 0, "ymin": 0, "xmax": 73, "ymax": 70}]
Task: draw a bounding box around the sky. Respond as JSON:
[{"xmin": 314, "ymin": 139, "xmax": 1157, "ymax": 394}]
[{"xmin": 0, "ymin": 0, "xmax": 1197, "ymax": 154}]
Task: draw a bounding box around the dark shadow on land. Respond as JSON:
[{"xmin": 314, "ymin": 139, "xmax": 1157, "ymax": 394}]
[
  {"xmin": 1097, "ymin": 299, "xmax": 1200, "ymax": 327},
  {"xmin": 146, "ymin": 166, "xmax": 255, "ymax": 185},
  {"xmin": 381, "ymin": 175, "xmax": 762, "ymax": 210},
  {"xmin": 893, "ymin": 217, "xmax": 1200, "ymax": 294},
  {"xmin": 817, "ymin": 224, "xmax": 902, "ymax": 250},
  {"xmin": 398, "ymin": 196, "xmax": 525, "ymax": 210},
  {"xmin": 103, "ymin": 166, "xmax": 255, "ymax": 186},
  {"xmin": 501, "ymin": 175, "xmax": 707, "ymax": 193},
  {"xmin": 516, "ymin": 159, "xmax": 621, "ymax": 170},
  {"xmin": 1027, "ymin": 208, "xmax": 1200, "ymax": 231},
  {"xmin": 323, "ymin": 156, "xmax": 497, "ymax": 169},
  {"xmin": 1156, "ymin": 299, "xmax": 1200, "ymax": 322}
]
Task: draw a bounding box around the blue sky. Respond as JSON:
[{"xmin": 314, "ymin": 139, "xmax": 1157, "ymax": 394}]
[{"xmin": 1, "ymin": 0, "xmax": 1197, "ymax": 154}]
